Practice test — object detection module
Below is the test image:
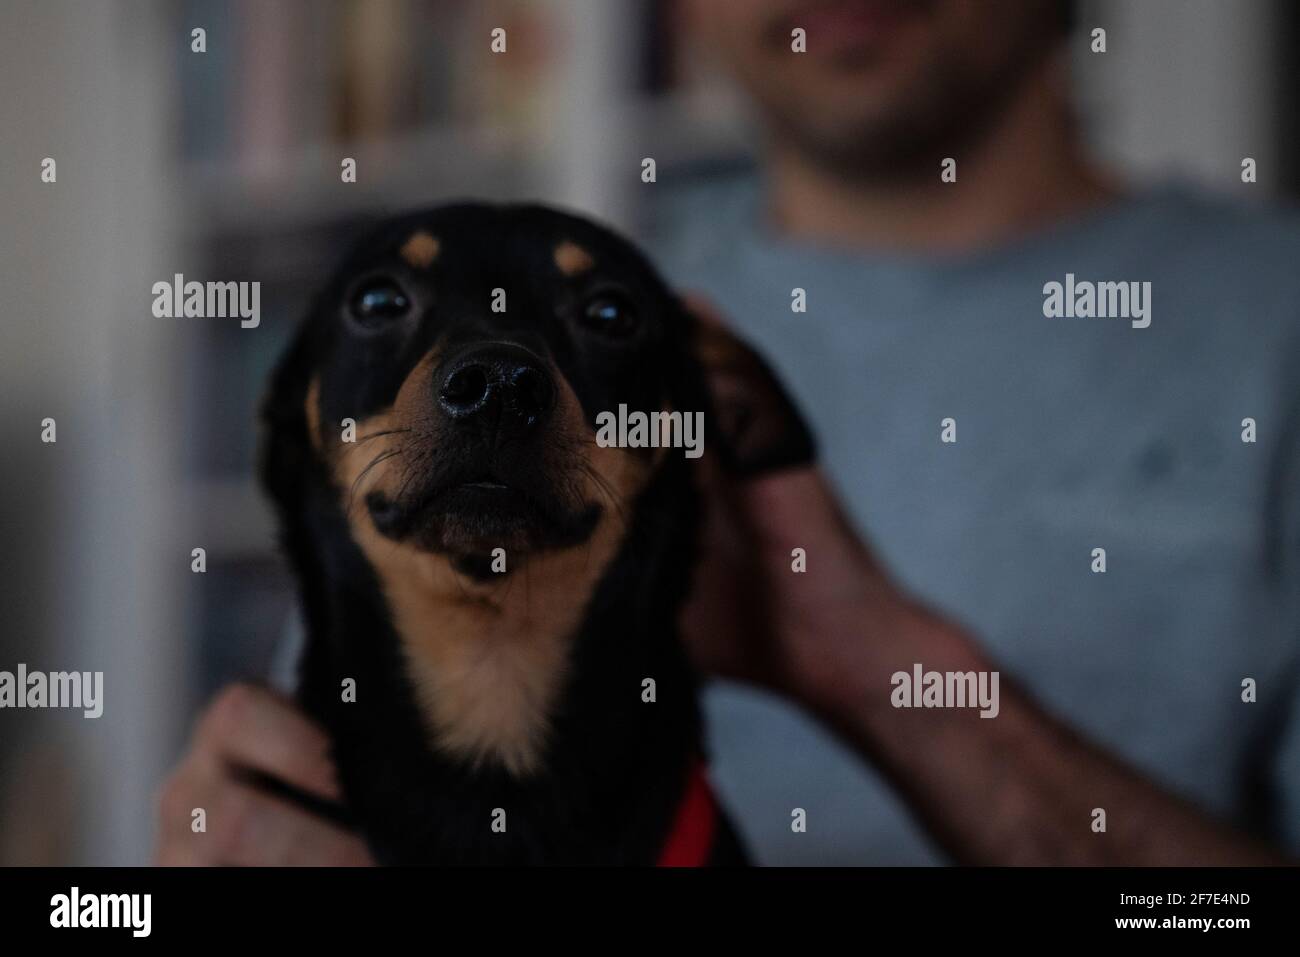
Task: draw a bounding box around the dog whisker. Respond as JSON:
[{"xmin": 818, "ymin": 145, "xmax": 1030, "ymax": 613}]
[
  {"xmin": 391, "ymin": 445, "xmax": 431, "ymax": 505},
  {"xmin": 578, "ymin": 459, "xmax": 631, "ymax": 534},
  {"xmin": 348, "ymin": 427, "xmax": 413, "ymax": 452},
  {"xmin": 347, "ymin": 447, "xmax": 405, "ymax": 515}
]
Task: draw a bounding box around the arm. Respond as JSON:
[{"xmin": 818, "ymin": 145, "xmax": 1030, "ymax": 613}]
[{"xmin": 684, "ymin": 465, "xmax": 1291, "ymax": 865}]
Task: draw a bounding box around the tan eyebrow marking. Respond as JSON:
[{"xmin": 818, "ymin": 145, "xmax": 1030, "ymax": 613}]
[
  {"xmin": 400, "ymin": 231, "xmax": 440, "ymax": 269},
  {"xmin": 553, "ymin": 240, "xmax": 595, "ymax": 276}
]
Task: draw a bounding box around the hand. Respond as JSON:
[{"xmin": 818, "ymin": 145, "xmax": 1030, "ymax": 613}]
[
  {"xmin": 154, "ymin": 683, "xmax": 374, "ymax": 866},
  {"xmin": 682, "ymin": 460, "xmax": 926, "ymax": 707},
  {"xmin": 680, "ymin": 296, "xmax": 928, "ymax": 711}
]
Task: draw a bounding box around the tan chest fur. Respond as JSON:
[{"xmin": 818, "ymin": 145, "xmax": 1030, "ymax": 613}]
[{"xmin": 351, "ymin": 507, "xmax": 625, "ymax": 776}]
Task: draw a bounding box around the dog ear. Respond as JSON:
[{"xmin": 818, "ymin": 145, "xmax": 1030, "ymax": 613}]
[
  {"xmin": 258, "ymin": 313, "xmax": 323, "ymax": 515},
  {"xmin": 683, "ymin": 297, "xmax": 816, "ymax": 477}
]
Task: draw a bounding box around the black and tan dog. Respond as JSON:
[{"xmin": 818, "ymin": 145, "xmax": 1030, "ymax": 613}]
[{"xmin": 259, "ymin": 202, "xmax": 812, "ymax": 865}]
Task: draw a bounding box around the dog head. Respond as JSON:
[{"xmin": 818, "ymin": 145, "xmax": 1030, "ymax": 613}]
[
  {"xmin": 264, "ymin": 204, "xmax": 703, "ymax": 574},
  {"xmin": 263, "ymin": 202, "xmax": 812, "ymax": 577}
]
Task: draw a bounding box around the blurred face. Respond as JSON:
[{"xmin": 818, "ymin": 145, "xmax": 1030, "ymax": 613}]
[{"xmin": 689, "ymin": 0, "xmax": 1069, "ymax": 175}]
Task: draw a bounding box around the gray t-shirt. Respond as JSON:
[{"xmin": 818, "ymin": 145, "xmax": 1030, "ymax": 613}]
[{"xmin": 642, "ymin": 173, "xmax": 1300, "ymax": 864}]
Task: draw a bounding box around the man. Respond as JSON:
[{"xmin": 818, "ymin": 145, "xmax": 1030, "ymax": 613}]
[{"xmin": 156, "ymin": 0, "xmax": 1300, "ymax": 864}]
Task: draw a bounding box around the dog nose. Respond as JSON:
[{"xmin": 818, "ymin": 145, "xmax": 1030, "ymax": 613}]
[{"xmin": 436, "ymin": 345, "xmax": 555, "ymax": 431}]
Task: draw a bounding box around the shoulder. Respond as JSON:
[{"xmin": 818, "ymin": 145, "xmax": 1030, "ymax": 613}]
[
  {"xmin": 1119, "ymin": 186, "xmax": 1300, "ymax": 328},
  {"xmin": 636, "ymin": 163, "xmax": 762, "ymax": 277},
  {"xmin": 1122, "ymin": 188, "xmax": 1300, "ymax": 384}
]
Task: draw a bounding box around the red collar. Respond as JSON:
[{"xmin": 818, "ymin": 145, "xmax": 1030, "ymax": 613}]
[{"xmin": 656, "ymin": 758, "xmax": 718, "ymax": 867}]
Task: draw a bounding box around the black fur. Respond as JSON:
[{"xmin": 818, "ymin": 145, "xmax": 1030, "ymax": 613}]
[{"xmin": 259, "ymin": 202, "xmax": 809, "ymax": 864}]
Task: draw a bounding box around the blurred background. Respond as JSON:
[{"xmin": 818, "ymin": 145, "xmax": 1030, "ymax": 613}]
[{"xmin": 1, "ymin": 0, "xmax": 1297, "ymax": 864}]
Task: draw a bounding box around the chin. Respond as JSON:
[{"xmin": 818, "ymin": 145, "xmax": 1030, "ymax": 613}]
[{"xmin": 366, "ymin": 484, "xmax": 603, "ymax": 565}]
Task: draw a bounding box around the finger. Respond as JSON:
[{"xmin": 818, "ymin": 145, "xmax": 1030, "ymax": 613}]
[
  {"xmin": 154, "ymin": 813, "xmax": 204, "ymax": 866},
  {"xmin": 680, "ymin": 291, "xmax": 728, "ymax": 328},
  {"xmin": 681, "ymin": 296, "xmax": 816, "ymax": 477},
  {"xmin": 197, "ymin": 684, "xmax": 341, "ymax": 802},
  {"xmin": 153, "ymin": 755, "xmax": 224, "ymax": 866},
  {"xmin": 212, "ymin": 781, "xmax": 373, "ymax": 867},
  {"xmin": 154, "ymin": 837, "xmax": 203, "ymax": 867}
]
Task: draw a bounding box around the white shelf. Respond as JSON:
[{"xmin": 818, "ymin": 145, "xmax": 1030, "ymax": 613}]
[{"xmin": 179, "ymin": 92, "xmax": 753, "ymax": 238}]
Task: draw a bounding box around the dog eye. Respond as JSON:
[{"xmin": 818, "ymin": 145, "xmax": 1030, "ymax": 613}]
[
  {"xmin": 350, "ymin": 278, "xmax": 411, "ymax": 326},
  {"xmin": 580, "ymin": 292, "xmax": 639, "ymax": 338}
]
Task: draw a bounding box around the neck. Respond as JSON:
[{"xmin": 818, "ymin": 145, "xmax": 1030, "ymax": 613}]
[
  {"xmin": 766, "ymin": 51, "xmax": 1117, "ymax": 253},
  {"xmin": 297, "ymin": 462, "xmax": 705, "ymax": 863}
]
